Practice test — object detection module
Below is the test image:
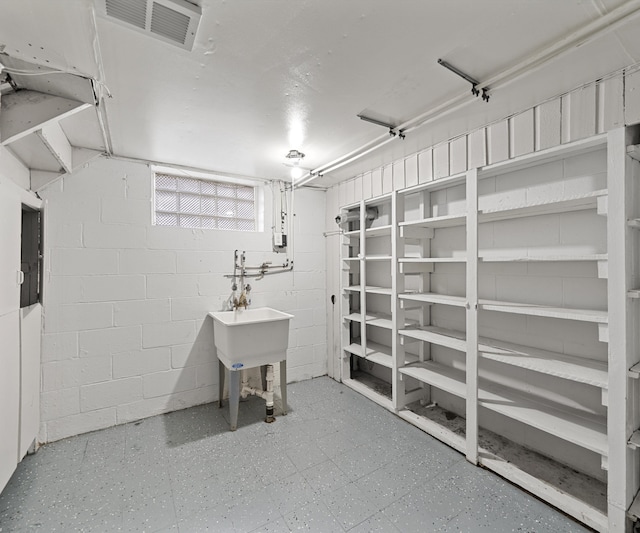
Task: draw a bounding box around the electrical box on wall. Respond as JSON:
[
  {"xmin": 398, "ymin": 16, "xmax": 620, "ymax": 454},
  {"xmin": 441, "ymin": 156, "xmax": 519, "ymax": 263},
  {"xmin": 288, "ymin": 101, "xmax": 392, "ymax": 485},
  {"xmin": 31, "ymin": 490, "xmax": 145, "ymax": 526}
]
[{"xmin": 273, "ymin": 232, "xmax": 287, "ymax": 252}]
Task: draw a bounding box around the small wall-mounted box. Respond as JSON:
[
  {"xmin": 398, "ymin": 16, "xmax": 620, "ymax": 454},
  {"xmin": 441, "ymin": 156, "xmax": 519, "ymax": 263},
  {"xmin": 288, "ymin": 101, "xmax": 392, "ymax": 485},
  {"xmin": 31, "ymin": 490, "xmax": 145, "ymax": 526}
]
[{"xmin": 274, "ymin": 233, "xmax": 287, "ymax": 247}]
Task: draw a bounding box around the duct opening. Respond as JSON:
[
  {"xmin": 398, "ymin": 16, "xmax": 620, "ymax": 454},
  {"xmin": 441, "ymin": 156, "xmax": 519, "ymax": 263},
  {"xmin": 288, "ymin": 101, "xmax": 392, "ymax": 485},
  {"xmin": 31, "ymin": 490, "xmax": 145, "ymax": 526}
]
[{"xmin": 99, "ymin": 0, "xmax": 201, "ymax": 51}]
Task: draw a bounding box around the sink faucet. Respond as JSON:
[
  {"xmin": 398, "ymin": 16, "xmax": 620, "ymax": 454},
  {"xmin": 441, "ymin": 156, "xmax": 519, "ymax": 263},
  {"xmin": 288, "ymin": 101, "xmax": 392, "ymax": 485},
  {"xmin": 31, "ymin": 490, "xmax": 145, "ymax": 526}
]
[
  {"xmin": 234, "ymin": 290, "xmax": 248, "ymax": 310},
  {"xmin": 233, "ymin": 284, "xmax": 251, "ymax": 310}
]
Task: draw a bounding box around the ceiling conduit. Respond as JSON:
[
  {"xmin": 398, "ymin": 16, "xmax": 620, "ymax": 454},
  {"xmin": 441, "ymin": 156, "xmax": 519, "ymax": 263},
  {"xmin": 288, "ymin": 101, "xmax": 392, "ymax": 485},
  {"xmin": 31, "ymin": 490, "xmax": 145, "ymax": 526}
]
[
  {"xmin": 295, "ymin": 0, "xmax": 640, "ymax": 188},
  {"xmin": 90, "ymin": 5, "xmax": 114, "ymax": 155}
]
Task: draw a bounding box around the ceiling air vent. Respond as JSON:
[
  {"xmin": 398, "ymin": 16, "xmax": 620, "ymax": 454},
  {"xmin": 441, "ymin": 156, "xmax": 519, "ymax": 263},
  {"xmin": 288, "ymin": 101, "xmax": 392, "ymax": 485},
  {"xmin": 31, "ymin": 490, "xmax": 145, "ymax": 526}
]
[{"xmin": 98, "ymin": 0, "xmax": 201, "ymax": 51}]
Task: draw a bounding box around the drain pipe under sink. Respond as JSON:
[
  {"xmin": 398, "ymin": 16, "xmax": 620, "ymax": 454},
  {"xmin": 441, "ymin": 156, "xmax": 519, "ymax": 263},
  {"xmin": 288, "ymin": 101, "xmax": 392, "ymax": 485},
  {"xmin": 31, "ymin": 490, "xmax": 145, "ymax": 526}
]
[{"xmin": 239, "ymin": 365, "xmax": 276, "ymax": 423}]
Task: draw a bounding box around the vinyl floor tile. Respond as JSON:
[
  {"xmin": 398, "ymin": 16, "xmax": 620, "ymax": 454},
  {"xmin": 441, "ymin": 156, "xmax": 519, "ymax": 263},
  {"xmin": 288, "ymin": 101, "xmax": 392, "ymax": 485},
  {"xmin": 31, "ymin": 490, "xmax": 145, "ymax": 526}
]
[{"xmin": 0, "ymin": 377, "xmax": 592, "ymax": 533}]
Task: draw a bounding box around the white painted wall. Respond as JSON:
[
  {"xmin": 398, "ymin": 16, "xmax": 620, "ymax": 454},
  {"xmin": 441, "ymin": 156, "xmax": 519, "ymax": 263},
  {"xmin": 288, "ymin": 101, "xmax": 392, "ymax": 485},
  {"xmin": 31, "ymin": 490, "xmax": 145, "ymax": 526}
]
[
  {"xmin": 38, "ymin": 156, "xmax": 327, "ymax": 443},
  {"xmin": 0, "ymin": 143, "xmax": 37, "ymax": 492}
]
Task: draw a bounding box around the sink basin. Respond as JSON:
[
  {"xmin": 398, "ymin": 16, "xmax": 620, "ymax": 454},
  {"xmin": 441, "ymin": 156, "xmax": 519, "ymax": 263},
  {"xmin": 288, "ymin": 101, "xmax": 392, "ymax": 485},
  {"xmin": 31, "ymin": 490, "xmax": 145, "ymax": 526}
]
[{"xmin": 209, "ymin": 307, "xmax": 294, "ymax": 370}]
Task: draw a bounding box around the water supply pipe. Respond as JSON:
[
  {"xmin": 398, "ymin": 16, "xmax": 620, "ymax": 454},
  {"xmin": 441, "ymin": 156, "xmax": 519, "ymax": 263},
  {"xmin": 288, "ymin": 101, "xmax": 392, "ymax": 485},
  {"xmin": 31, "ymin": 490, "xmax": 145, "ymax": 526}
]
[{"xmin": 239, "ymin": 365, "xmax": 276, "ymax": 423}]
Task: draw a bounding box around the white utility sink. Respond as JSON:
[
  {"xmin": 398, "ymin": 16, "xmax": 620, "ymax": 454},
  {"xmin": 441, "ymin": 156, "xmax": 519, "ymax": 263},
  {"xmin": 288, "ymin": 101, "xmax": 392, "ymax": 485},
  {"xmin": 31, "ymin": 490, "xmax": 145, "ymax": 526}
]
[{"xmin": 209, "ymin": 307, "xmax": 294, "ymax": 370}]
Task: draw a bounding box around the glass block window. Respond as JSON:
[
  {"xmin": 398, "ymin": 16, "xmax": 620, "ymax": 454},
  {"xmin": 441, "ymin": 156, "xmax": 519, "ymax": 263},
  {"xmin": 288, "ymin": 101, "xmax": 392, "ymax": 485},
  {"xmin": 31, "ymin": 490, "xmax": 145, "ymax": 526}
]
[{"xmin": 154, "ymin": 173, "xmax": 256, "ymax": 231}]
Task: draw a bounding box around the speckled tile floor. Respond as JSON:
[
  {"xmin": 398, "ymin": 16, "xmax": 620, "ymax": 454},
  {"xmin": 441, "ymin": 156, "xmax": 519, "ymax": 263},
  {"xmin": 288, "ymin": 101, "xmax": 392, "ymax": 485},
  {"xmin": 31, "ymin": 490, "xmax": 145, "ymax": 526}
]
[{"xmin": 0, "ymin": 376, "xmax": 590, "ymax": 533}]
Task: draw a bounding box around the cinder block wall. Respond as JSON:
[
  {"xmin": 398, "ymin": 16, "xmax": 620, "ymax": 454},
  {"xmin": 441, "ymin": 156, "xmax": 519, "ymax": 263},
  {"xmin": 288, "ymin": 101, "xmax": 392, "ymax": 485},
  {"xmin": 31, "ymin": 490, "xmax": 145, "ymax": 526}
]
[{"xmin": 38, "ymin": 156, "xmax": 327, "ymax": 442}]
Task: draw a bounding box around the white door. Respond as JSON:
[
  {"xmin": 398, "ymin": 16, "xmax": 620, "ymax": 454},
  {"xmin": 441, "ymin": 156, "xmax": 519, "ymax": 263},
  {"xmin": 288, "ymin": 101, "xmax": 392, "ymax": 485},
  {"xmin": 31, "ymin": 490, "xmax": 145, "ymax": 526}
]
[
  {"xmin": 19, "ymin": 304, "xmax": 41, "ymax": 459},
  {"xmin": 0, "ymin": 180, "xmax": 23, "ymax": 491},
  {"xmin": 0, "ymin": 311, "xmax": 20, "ymax": 492}
]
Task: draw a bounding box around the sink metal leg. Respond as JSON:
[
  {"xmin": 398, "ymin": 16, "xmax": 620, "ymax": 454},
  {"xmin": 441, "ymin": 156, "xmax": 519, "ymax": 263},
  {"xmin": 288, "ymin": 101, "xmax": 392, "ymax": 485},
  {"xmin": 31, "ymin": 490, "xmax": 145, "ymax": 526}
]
[
  {"xmin": 228, "ymin": 369, "xmax": 240, "ymax": 431},
  {"xmin": 280, "ymin": 359, "xmax": 287, "ymax": 415},
  {"xmin": 218, "ymin": 360, "xmax": 225, "ymax": 408}
]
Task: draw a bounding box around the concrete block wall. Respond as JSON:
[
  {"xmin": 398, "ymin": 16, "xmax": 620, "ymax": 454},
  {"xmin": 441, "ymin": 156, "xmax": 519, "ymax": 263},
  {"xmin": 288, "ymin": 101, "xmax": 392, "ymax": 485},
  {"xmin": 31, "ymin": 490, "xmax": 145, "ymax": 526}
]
[{"xmin": 39, "ymin": 157, "xmax": 327, "ymax": 442}]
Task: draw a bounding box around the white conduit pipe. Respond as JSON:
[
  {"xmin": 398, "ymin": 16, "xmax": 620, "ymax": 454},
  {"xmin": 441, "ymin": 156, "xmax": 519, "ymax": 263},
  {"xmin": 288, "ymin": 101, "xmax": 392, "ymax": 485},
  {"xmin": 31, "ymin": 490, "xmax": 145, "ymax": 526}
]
[
  {"xmin": 295, "ymin": 0, "xmax": 640, "ymax": 188},
  {"xmin": 89, "ymin": 6, "xmax": 114, "ymax": 155}
]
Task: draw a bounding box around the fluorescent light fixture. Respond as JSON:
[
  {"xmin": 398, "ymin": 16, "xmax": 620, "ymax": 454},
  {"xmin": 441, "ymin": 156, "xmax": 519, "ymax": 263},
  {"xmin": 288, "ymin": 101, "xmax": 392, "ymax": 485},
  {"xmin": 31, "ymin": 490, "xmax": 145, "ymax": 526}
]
[{"xmin": 357, "ymin": 114, "xmax": 395, "ymax": 129}]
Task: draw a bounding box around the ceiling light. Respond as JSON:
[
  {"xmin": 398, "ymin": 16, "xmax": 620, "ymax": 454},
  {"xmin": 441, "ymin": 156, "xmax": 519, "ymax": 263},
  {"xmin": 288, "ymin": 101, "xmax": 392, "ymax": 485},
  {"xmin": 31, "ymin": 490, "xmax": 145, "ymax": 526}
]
[
  {"xmin": 288, "ymin": 113, "xmax": 306, "ymax": 148},
  {"xmin": 290, "ymin": 167, "xmax": 303, "ymax": 180},
  {"xmin": 285, "ymin": 149, "xmax": 305, "ymax": 163}
]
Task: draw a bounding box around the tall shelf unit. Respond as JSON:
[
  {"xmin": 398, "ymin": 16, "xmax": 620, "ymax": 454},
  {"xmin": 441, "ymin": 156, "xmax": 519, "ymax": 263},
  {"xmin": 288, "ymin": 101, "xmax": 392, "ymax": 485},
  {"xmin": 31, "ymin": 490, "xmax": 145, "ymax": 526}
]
[
  {"xmin": 341, "ymin": 194, "xmax": 398, "ymax": 410},
  {"xmin": 338, "ymin": 129, "xmax": 640, "ymax": 532}
]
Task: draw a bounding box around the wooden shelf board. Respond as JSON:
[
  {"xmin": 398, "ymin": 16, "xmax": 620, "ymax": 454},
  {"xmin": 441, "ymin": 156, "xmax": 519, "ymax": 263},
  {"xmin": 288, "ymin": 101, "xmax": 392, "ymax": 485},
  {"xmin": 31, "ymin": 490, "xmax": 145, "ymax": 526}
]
[
  {"xmin": 627, "ymin": 218, "xmax": 640, "ymax": 229},
  {"xmin": 399, "ymin": 325, "xmax": 467, "ymax": 352},
  {"xmin": 479, "ymin": 298, "xmax": 608, "ymax": 324},
  {"xmin": 480, "ymin": 454, "xmax": 607, "ymax": 532},
  {"xmin": 344, "ymin": 341, "xmax": 391, "ymax": 367},
  {"xmin": 400, "ymin": 173, "xmax": 467, "ymax": 195},
  {"xmin": 629, "ymin": 489, "xmax": 640, "ymax": 521},
  {"xmin": 397, "ymin": 409, "xmax": 466, "ymax": 454},
  {"xmin": 366, "ymin": 315, "xmax": 393, "ymax": 329},
  {"xmin": 479, "ymin": 253, "xmax": 607, "ymax": 263},
  {"xmin": 351, "ymin": 350, "xmax": 392, "ymax": 368},
  {"xmin": 348, "ymin": 340, "xmax": 417, "ymax": 365},
  {"xmin": 399, "ymin": 363, "xmax": 465, "ymax": 398},
  {"xmin": 399, "ymin": 257, "xmax": 467, "ymax": 263},
  {"xmin": 365, "ymin": 193, "xmax": 393, "ymax": 205},
  {"xmin": 401, "ymin": 401, "xmax": 607, "ymax": 531},
  {"xmin": 344, "ymin": 285, "xmax": 392, "ymax": 295},
  {"xmin": 479, "ymin": 336, "xmax": 608, "ymax": 389},
  {"xmin": 399, "ymin": 292, "xmax": 467, "ymax": 307},
  {"xmin": 481, "ymin": 377, "xmax": 609, "ymax": 456},
  {"xmin": 400, "ymin": 213, "xmax": 466, "ymax": 229},
  {"xmin": 479, "ymin": 189, "xmax": 607, "ymax": 223},
  {"xmin": 342, "ymin": 378, "xmax": 394, "ymax": 412},
  {"xmin": 346, "ymin": 340, "xmax": 421, "ymax": 369},
  {"xmin": 627, "ymin": 144, "xmax": 640, "ymax": 162},
  {"xmin": 479, "ymin": 135, "xmax": 606, "ymax": 177},
  {"xmin": 399, "ymin": 323, "xmax": 607, "ymax": 388},
  {"xmin": 628, "ymin": 362, "xmax": 640, "ymax": 378},
  {"xmin": 365, "ymin": 224, "xmax": 392, "ymax": 237},
  {"xmin": 628, "ymin": 430, "xmax": 640, "ymax": 449},
  {"xmin": 399, "ymin": 361, "xmax": 607, "ymax": 455},
  {"xmin": 364, "ymin": 286, "xmax": 392, "ymax": 295}
]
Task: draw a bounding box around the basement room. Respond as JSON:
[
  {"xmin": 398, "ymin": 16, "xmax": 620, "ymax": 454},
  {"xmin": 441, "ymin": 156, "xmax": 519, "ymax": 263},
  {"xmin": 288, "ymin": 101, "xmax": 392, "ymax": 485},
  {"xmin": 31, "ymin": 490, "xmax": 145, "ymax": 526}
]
[{"xmin": 2, "ymin": 1, "xmax": 640, "ymax": 532}]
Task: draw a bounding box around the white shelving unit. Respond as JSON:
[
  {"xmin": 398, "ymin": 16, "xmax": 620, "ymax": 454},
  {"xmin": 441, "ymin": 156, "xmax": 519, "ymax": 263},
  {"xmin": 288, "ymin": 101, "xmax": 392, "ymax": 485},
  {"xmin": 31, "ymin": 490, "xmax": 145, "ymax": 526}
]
[
  {"xmin": 478, "ymin": 299, "xmax": 608, "ymax": 323},
  {"xmin": 340, "ymin": 195, "xmax": 398, "ymax": 408},
  {"xmin": 337, "ymin": 129, "xmax": 640, "ymax": 532}
]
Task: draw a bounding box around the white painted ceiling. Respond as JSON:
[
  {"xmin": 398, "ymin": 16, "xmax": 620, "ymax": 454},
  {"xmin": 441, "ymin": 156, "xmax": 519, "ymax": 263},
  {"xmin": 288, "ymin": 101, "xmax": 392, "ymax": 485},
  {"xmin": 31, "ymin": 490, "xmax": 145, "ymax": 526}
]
[{"xmin": 1, "ymin": 0, "xmax": 640, "ymax": 187}]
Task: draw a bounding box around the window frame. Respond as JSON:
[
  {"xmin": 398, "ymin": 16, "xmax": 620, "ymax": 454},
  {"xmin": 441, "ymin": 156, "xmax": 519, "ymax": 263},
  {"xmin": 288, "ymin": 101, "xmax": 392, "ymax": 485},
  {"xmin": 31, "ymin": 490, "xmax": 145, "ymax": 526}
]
[
  {"xmin": 152, "ymin": 170, "xmax": 259, "ymax": 232},
  {"xmin": 20, "ymin": 206, "xmax": 42, "ymax": 308}
]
